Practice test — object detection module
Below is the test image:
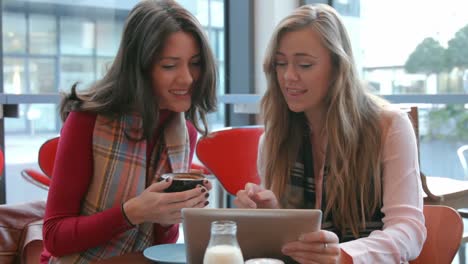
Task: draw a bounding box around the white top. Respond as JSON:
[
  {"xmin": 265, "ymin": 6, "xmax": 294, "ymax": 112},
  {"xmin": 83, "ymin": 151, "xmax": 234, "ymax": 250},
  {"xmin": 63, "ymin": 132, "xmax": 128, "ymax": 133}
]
[{"xmin": 257, "ymin": 108, "xmax": 426, "ymax": 263}]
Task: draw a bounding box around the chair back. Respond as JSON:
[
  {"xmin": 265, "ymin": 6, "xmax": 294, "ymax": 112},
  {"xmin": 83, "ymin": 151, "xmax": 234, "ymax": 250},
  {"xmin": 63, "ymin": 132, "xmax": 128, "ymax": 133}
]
[
  {"xmin": 20, "ymin": 137, "xmax": 58, "ymax": 190},
  {"xmin": 409, "ymin": 205, "xmax": 463, "ymax": 264},
  {"xmin": 196, "ymin": 126, "xmax": 264, "ymax": 195},
  {"xmin": 38, "ymin": 137, "xmax": 59, "ymax": 177},
  {"xmin": 0, "ymin": 148, "xmax": 4, "ymax": 176}
]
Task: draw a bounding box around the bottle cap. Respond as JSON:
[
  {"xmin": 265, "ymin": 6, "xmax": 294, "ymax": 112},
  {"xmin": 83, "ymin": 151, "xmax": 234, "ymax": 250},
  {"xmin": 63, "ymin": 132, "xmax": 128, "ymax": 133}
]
[{"xmin": 244, "ymin": 258, "xmax": 285, "ymax": 264}]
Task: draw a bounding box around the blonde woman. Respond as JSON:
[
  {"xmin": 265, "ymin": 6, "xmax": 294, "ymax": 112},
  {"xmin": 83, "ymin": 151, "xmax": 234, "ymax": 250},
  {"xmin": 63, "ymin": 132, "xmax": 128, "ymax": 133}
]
[{"xmin": 234, "ymin": 4, "xmax": 426, "ymax": 264}]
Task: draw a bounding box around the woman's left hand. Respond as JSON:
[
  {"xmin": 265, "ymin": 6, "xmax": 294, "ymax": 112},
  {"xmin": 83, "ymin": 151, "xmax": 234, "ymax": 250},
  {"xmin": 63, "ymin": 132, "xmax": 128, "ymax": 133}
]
[{"xmin": 281, "ymin": 230, "xmax": 341, "ymax": 264}]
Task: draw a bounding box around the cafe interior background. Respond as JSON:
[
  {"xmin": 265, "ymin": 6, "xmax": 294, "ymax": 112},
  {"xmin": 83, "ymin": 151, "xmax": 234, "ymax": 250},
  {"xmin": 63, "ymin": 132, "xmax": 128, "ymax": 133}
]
[{"xmin": 1, "ymin": 0, "xmax": 467, "ymax": 262}]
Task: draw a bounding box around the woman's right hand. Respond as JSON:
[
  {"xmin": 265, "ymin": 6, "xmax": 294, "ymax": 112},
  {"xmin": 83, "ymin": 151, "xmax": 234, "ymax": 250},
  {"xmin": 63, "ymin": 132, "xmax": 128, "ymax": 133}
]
[
  {"xmin": 233, "ymin": 182, "xmax": 279, "ymax": 209},
  {"xmin": 123, "ymin": 178, "xmax": 209, "ymax": 226}
]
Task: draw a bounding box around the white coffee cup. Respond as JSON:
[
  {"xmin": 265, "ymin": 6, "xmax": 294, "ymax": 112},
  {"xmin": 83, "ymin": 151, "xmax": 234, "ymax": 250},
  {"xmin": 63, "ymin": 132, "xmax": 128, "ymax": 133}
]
[{"xmin": 244, "ymin": 258, "xmax": 285, "ymax": 264}]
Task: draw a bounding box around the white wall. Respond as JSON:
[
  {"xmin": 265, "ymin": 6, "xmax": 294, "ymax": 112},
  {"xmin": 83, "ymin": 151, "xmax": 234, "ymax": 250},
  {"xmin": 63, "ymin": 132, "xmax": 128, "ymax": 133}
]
[{"xmin": 253, "ymin": 0, "xmax": 298, "ymax": 94}]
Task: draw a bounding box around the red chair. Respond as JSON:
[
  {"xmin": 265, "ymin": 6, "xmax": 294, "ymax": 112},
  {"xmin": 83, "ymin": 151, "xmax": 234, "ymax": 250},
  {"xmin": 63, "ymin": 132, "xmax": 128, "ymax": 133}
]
[
  {"xmin": 21, "ymin": 137, "xmax": 58, "ymax": 190},
  {"xmin": 409, "ymin": 205, "xmax": 463, "ymax": 264},
  {"xmin": 196, "ymin": 126, "xmax": 264, "ymax": 196},
  {"xmin": 0, "ymin": 148, "xmax": 4, "ymax": 176}
]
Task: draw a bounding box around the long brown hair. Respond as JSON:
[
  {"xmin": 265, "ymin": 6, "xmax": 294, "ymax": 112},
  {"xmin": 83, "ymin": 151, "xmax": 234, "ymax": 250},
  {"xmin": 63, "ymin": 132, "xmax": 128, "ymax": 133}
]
[
  {"xmin": 60, "ymin": 0, "xmax": 217, "ymax": 138},
  {"xmin": 261, "ymin": 4, "xmax": 387, "ymax": 237}
]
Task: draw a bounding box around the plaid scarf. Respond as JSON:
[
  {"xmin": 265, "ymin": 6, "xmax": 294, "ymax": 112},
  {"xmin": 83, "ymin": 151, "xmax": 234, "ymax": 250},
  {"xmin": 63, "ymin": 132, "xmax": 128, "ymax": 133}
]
[
  {"xmin": 280, "ymin": 133, "xmax": 384, "ymax": 242},
  {"xmin": 50, "ymin": 112, "xmax": 190, "ymax": 263}
]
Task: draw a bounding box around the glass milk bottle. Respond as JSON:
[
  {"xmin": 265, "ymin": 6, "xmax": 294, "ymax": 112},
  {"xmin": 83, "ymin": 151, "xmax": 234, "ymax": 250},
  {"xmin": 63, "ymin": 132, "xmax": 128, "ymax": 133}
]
[{"xmin": 203, "ymin": 220, "xmax": 244, "ymax": 264}]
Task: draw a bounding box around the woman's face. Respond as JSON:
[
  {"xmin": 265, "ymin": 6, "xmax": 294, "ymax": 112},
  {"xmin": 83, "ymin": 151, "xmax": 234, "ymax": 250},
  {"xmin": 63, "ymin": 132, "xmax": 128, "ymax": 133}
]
[
  {"xmin": 275, "ymin": 27, "xmax": 333, "ymax": 116},
  {"xmin": 151, "ymin": 31, "xmax": 201, "ymax": 112}
]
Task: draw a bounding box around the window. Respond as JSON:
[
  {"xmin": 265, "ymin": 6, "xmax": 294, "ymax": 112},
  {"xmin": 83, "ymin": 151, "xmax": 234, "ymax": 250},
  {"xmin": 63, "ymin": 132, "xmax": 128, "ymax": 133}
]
[
  {"xmin": 340, "ymin": 0, "xmax": 468, "ymax": 180},
  {"xmin": 1, "ymin": 0, "xmax": 225, "ymax": 204},
  {"xmin": 29, "ymin": 58, "xmax": 56, "ymax": 93},
  {"xmin": 3, "ymin": 12, "xmax": 26, "ymax": 53},
  {"xmin": 60, "ymin": 17, "xmax": 95, "ymax": 56}
]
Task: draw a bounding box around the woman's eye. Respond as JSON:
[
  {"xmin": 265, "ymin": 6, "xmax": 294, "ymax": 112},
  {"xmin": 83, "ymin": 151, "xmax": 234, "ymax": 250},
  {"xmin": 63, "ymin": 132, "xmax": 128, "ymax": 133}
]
[
  {"xmin": 299, "ymin": 64, "xmax": 313, "ymax": 68},
  {"xmin": 161, "ymin": 65, "xmax": 176, "ymax": 69},
  {"xmin": 275, "ymin": 61, "xmax": 287, "ymax": 67},
  {"xmin": 191, "ymin": 61, "xmax": 201, "ymax": 66}
]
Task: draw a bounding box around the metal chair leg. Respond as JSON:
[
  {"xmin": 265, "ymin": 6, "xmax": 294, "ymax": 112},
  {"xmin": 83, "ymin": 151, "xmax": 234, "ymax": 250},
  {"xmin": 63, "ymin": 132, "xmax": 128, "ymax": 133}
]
[{"xmin": 460, "ymin": 243, "xmax": 466, "ymax": 264}]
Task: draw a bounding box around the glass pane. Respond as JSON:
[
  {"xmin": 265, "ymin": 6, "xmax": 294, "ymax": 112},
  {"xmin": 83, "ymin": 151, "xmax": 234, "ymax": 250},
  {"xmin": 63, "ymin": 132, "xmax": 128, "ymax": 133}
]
[
  {"xmin": 28, "ymin": 104, "xmax": 58, "ymax": 132},
  {"xmin": 210, "ymin": 0, "xmax": 224, "ymax": 28},
  {"xmin": 3, "ymin": 58, "xmax": 26, "ymax": 93},
  {"xmin": 60, "ymin": 17, "xmax": 95, "ymax": 55},
  {"xmin": 419, "ymin": 104, "xmax": 468, "ymax": 180},
  {"xmin": 4, "ymin": 105, "xmax": 27, "ymax": 133},
  {"xmin": 60, "ymin": 57, "xmax": 94, "ymax": 91},
  {"xmin": 30, "ymin": 58, "xmax": 56, "ymax": 93},
  {"xmin": 2, "ymin": 12, "xmax": 27, "ymax": 53},
  {"xmin": 218, "ymin": 30, "xmax": 225, "ymax": 62},
  {"xmin": 96, "ymin": 20, "xmax": 123, "ymax": 56},
  {"xmin": 30, "ymin": 14, "xmax": 57, "ymax": 55}
]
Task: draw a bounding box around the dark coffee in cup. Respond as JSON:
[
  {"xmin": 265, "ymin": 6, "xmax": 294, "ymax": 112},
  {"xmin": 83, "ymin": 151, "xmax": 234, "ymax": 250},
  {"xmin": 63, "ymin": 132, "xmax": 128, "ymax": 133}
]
[{"xmin": 161, "ymin": 172, "xmax": 205, "ymax": 192}]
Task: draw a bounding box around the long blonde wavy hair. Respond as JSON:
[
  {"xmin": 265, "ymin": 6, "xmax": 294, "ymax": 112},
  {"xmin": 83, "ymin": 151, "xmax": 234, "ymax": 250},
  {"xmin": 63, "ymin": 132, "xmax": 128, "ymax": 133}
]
[{"xmin": 261, "ymin": 4, "xmax": 387, "ymax": 237}]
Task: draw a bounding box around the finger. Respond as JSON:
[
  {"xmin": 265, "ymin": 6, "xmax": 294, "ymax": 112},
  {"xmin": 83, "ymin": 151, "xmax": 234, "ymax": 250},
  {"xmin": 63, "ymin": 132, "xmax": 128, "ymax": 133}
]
[
  {"xmin": 244, "ymin": 182, "xmax": 263, "ymax": 196},
  {"xmin": 254, "ymin": 190, "xmax": 277, "ymax": 202},
  {"xmin": 282, "ymin": 241, "xmax": 314, "ymax": 254},
  {"xmin": 183, "ymin": 191, "xmax": 209, "ymax": 208},
  {"xmin": 193, "ymin": 199, "xmax": 210, "ymax": 208},
  {"xmin": 202, "ymin": 179, "xmax": 213, "ymax": 191},
  {"xmin": 167, "ymin": 190, "xmax": 208, "ymax": 211},
  {"xmin": 166, "ymin": 185, "xmax": 208, "ymax": 203},
  {"xmin": 283, "ymin": 241, "xmax": 340, "ymax": 255},
  {"xmin": 146, "ymin": 178, "xmax": 172, "ymax": 192},
  {"xmin": 234, "ymin": 190, "xmax": 257, "ymax": 208},
  {"xmin": 299, "ymin": 230, "xmax": 339, "ymax": 244}
]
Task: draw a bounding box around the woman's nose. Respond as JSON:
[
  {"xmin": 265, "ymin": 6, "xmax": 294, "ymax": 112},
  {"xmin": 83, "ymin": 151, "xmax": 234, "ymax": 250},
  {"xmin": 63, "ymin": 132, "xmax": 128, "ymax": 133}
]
[
  {"xmin": 284, "ymin": 65, "xmax": 299, "ymax": 81},
  {"xmin": 177, "ymin": 66, "xmax": 194, "ymax": 85}
]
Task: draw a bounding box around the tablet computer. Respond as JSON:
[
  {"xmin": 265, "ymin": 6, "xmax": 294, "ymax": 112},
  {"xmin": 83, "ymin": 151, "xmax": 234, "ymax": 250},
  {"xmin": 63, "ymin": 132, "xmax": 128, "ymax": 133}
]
[{"xmin": 182, "ymin": 208, "xmax": 322, "ymax": 264}]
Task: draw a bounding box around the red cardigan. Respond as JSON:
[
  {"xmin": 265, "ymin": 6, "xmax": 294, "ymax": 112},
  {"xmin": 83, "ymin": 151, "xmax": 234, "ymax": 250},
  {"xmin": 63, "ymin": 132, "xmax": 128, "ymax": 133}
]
[{"xmin": 41, "ymin": 111, "xmax": 197, "ymax": 263}]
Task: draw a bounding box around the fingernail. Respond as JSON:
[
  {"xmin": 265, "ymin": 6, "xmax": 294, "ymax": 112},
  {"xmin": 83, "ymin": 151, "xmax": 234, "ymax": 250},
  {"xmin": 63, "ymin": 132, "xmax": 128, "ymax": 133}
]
[
  {"xmin": 204, "ymin": 201, "xmax": 209, "ymax": 206},
  {"xmin": 201, "ymin": 188, "xmax": 206, "ymax": 193},
  {"xmin": 205, "ymin": 193, "xmax": 209, "ymax": 198},
  {"xmin": 298, "ymin": 234, "xmax": 305, "ymax": 241},
  {"xmin": 203, "ymin": 179, "xmax": 208, "ymax": 184}
]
